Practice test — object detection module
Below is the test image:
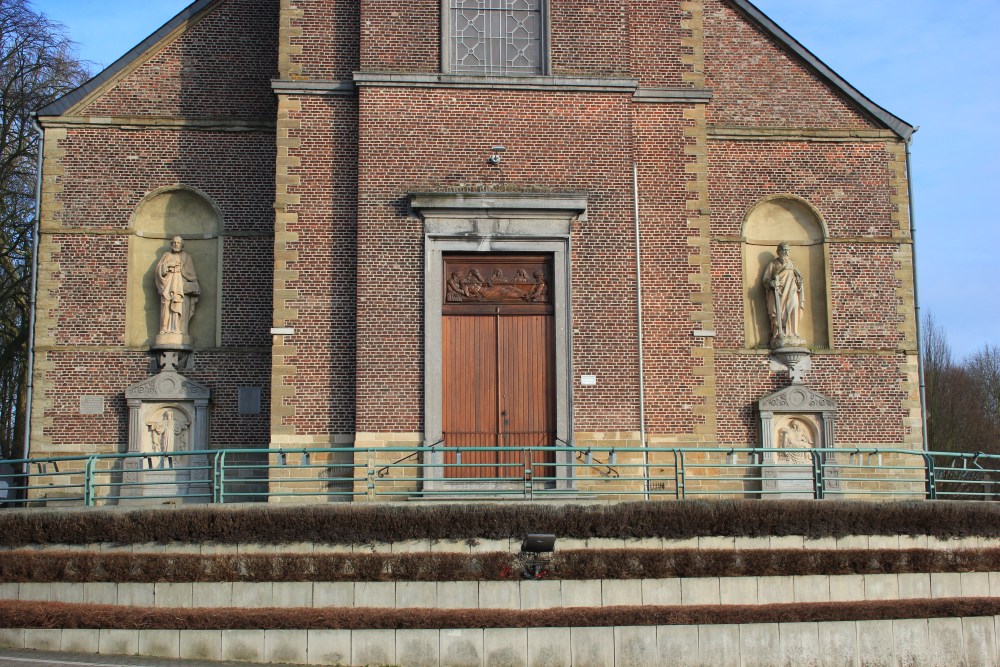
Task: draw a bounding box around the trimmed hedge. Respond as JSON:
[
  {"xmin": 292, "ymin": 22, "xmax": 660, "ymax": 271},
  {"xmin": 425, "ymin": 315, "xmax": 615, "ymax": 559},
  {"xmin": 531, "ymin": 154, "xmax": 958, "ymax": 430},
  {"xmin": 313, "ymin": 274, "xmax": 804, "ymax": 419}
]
[
  {"xmin": 3, "ymin": 500, "xmax": 1000, "ymax": 547},
  {"xmin": 3, "ymin": 548, "xmax": 998, "ymax": 583},
  {"xmin": 2, "ymin": 599, "xmax": 999, "ymax": 630}
]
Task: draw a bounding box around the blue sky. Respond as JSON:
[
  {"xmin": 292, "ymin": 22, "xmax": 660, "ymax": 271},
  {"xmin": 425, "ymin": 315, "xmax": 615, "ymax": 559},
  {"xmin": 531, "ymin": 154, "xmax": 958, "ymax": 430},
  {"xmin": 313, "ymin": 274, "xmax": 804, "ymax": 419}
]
[{"xmin": 32, "ymin": 0, "xmax": 999, "ymax": 360}]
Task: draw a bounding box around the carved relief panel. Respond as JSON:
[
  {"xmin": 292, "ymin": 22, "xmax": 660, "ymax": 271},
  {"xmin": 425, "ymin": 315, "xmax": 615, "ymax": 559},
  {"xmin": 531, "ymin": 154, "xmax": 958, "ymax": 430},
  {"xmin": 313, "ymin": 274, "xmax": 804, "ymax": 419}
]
[
  {"xmin": 144, "ymin": 405, "xmax": 192, "ymax": 454},
  {"xmin": 444, "ymin": 255, "xmax": 552, "ymax": 314},
  {"xmin": 772, "ymin": 414, "xmax": 821, "ymax": 464}
]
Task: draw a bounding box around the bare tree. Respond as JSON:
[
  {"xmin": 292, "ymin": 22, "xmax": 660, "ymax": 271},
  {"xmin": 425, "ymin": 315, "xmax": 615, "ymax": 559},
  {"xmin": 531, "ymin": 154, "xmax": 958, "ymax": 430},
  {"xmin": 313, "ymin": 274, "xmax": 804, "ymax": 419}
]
[
  {"xmin": 923, "ymin": 313, "xmax": 962, "ymax": 452},
  {"xmin": 0, "ymin": 0, "xmax": 88, "ymax": 459},
  {"xmin": 967, "ymin": 345, "xmax": 1000, "ymax": 437},
  {"xmin": 923, "ymin": 313, "xmax": 1000, "ymax": 497}
]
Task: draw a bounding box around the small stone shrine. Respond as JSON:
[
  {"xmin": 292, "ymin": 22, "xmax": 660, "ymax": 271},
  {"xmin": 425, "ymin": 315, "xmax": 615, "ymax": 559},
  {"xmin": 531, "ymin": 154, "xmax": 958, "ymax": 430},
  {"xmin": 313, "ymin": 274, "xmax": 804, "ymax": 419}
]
[
  {"xmin": 757, "ymin": 241, "xmax": 837, "ymax": 498},
  {"xmin": 123, "ymin": 239, "xmax": 210, "ymax": 502},
  {"xmin": 757, "ymin": 384, "xmax": 837, "ymax": 498}
]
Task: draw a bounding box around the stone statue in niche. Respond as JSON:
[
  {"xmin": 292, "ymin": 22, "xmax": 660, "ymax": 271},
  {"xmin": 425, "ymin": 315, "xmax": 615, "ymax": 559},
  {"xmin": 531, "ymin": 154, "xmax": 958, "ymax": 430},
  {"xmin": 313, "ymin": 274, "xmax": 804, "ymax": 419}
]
[
  {"xmin": 154, "ymin": 236, "xmax": 200, "ymax": 346},
  {"xmin": 776, "ymin": 418, "xmax": 814, "ymax": 464},
  {"xmin": 145, "ymin": 407, "xmax": 190, "ymax": 453},
  {"xmin": 763, "ymin": 242, "xmax": 806, "ymax": 349}
]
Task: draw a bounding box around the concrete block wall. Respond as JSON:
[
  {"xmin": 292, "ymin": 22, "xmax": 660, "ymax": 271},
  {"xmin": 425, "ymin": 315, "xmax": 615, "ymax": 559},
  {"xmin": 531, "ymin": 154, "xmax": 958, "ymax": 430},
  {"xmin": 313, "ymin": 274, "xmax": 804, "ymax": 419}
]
[
  {"xmin": 5, "ymin": 570, "xmax": 999, "ymax": 611},
  {"xmin": 2, "ymin": 533, "xmax": 999, "ymax": 666},
  {"xmin": 3, "ymin": 619, "xmax": 998, "ymax": 666}
]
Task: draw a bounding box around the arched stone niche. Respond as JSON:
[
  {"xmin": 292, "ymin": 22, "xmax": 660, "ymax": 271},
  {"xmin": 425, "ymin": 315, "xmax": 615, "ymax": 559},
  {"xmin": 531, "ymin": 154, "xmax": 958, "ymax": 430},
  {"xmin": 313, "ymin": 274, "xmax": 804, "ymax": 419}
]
[
  {"xmin": 743, "ymin": 196, "xmax": 830, "ymax": 349},
  {"xmin": 125, "ymin": 186, "xmax": 221, "ymax": 348}
]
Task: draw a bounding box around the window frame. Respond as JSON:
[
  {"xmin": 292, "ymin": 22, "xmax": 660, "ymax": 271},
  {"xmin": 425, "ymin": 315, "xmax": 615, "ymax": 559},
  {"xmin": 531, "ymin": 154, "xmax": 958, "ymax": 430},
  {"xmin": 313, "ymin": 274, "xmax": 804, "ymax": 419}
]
[{"xmin": 441, "ymin": 0, "xmax": 550, "ymax": 76}]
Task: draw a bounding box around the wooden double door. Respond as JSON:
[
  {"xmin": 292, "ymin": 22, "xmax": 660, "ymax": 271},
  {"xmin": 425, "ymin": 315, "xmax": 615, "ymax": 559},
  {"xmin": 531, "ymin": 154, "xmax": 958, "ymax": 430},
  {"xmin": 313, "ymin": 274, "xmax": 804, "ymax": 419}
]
[{"xmin": 442, "ymin": 254, "xmax": 556, "ymax": 479}]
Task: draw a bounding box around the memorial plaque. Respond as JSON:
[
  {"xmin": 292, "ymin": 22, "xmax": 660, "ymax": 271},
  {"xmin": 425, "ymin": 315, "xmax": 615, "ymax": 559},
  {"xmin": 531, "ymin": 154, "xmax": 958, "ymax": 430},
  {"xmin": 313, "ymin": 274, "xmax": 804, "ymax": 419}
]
[
  {"xmin": 79, "ymin": 396, "xmax": 105, "ymax": 415},
  {"xmin": 238, "ymin": 387, "xmax": 262, "ymax": 415}
]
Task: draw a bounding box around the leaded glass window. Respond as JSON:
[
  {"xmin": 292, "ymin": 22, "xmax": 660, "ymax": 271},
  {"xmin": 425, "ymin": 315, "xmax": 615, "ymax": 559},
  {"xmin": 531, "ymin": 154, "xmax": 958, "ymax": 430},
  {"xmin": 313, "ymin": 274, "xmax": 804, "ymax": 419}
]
[{"xmin": 449, "ymin": 0, "xmax": 544, "ymax": 76}]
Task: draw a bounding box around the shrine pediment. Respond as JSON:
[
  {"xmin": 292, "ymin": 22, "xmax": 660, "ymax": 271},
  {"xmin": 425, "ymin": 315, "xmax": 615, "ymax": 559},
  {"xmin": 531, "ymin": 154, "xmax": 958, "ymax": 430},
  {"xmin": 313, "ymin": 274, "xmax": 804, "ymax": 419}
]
[
  {"xmin": 125, "ymin": 371, "xmax": 210, "ymax": 402},
  {"xmin": 758, "ymin": 385, "xmax": 836, "ymax": 415}
]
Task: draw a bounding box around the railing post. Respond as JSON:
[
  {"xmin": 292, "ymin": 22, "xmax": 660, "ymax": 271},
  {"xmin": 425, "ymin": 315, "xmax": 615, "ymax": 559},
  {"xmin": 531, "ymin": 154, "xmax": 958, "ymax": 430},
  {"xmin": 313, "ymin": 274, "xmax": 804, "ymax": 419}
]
[
  {"xmin": 524, "ymin": 448, "xmax": 532, "ymax": 500},
  {"xmin": 923, "ymin": 453, "xmax": 937, "ymax": 500},
  {"xmin": 367, "ymin": 449, "xmax": 376, "ymax": 502},
  {"xmin": 677, "ymin": 450, "xmax": 686, "ymax": 500},
  {"xmin": 811, "ymin": 449, "xmax": 826, "ymax": 500},
  {"xmin": 84, "ymin": 456, "xmax": 96, "ymax": 507},
  {"xmin": 212, "ymin": 451, "xmax": 225, "ymax": 504}
]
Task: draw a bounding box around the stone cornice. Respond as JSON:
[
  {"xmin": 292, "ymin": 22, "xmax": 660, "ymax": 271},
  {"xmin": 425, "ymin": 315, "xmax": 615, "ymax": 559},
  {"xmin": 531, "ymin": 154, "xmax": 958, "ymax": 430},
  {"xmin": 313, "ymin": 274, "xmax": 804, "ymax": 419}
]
[
  {"xmin": 634, "ymin": 88, "xmax": 713, "ymax": 103},
  {"xmin": 271, "ymin": 80, "xmax": 356, "ymax": 96},
  {"xmin": 708, "ymin": 126, "xmax": 901, "ymax": 143},
  {"xmin": 713, "ymin": 235, "xmax": 913, "ymax": 246},
  {"xmin": 38, "ymin": 116, "xmax": 275, "ymax": 132},
  {"xmin": 353, "ymin": 73, "xmax": 638, "ymax": 93},
  {"xmin": 276, "ymin": 76, "xmax": 714, "ymax": 104},
  {"xmin": 410, "ymin": 191, "xmax": 588, "ymax": 222},
  {"xmin": 35, "ymin": 227, "xmax": 273, "ymax": 239},
  {"xmin": 715, "ymin": 348, "xmax": 914, "ymax": 356}
]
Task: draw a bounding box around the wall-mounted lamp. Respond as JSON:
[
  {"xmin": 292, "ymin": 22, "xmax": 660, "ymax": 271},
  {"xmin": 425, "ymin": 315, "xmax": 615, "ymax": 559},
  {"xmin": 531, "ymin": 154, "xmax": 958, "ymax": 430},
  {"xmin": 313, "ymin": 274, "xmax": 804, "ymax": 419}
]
[
  {"xmin": 520, "ymin": 533, "xmax": 557, "ymax": 579},
  {"xmin": 488, "ymin": 146, "xmax": 506, "ymax": 165}
]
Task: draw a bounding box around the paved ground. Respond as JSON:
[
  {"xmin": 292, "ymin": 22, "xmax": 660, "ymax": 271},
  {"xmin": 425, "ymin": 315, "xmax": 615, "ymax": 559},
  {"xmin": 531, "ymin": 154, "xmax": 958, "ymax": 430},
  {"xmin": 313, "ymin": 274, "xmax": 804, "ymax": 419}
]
[{"xmin": 0, "ymin": 649, "xmax": 308, "ymax": 667}]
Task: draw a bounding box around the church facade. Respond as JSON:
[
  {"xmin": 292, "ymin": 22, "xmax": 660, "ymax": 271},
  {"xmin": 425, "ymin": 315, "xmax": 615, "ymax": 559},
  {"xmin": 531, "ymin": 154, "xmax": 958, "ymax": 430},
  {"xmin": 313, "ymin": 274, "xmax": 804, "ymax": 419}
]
[{"xmin": 28, "ymin": 0, "xmax": 921, "ymax": 497}]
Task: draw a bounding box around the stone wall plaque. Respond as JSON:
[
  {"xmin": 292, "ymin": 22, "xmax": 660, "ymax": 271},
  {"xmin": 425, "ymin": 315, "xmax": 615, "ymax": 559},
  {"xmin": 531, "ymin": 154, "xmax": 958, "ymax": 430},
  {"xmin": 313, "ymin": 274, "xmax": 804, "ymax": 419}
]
[
  {"xmin": 79, "ymin": 396, "xmax": 105, "ymax": 415},
  {"xmin": 238, "ymin": 387, "xmax": 262, "ymax": 415}
]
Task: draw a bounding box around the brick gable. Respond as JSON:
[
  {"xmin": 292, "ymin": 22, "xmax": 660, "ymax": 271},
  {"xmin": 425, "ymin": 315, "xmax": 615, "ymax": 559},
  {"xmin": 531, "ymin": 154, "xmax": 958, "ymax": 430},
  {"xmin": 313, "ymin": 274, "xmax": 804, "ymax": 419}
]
[
  {"xmin": 704, "ymin": 0, "xmax": 876, "ymax": 129},
  {"xmin": 79, "ymin": 0, "xmax": 279, "ymax": 119}
]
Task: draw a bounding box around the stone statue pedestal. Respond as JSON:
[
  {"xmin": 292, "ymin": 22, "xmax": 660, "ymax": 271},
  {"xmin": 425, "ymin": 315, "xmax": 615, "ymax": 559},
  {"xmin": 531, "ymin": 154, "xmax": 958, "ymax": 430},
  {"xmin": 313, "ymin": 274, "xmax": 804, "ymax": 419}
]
[
  {"xmin": 757, "ymin": 384, "xmax": 837, "ymax": 500},
  {"xmin": 770, "ymin": 346, "xmax": 811, "ymax": 384},
  {"xmin": 771, "ymin": 335, "xmax": 806, "ymax": 351},
  {"xmin": 123, "ymin": 367, "xmax": 211, "ymax": 503},
  {"xmin": 154, "ymin": 333, "xmax": 193, "ymax": 349}
]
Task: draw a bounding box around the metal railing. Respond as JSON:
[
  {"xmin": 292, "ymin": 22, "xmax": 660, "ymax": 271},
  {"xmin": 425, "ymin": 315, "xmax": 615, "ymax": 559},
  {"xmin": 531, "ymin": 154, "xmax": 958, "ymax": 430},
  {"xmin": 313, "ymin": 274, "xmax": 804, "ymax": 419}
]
[{"xmin": 0, "ymin": 445, "xmax": 997, "ymax": 507}]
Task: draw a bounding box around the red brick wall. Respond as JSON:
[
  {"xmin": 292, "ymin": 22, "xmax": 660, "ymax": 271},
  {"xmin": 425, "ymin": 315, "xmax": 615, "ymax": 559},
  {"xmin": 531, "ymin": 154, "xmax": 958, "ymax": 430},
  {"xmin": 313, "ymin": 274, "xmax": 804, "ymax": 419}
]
[
  {"xmin": 288, "ymin": 0, "xmax": 360, "ymax": 79},
  {"xmin": 708, "ymin": 141, "xmax": 897, "ymax": 239},
  {"xmin": 33, "ymin": 0, "xmax": 918, "ymax": 456},
  {"xmin": 36, "ymin": 125, "xmax": 275, "ymax": 451},
  {"xmin": 40, "ymin": 353, "xmax": 145, "ymax": 448},
  {"xmin": 703, "ymin": 0, "xmax": 874, "ymax": 129},
  {"xmin": 355, "ymin": 88, "xmax": 651, "ymax": 433},
  {"xmin": 624, "ymin": 0, "xmax": 691, "ymax": 87},
  {"xmin": 277, "ymin": 96, "xmax": 358, "ymax": 435},
  {"xmin": 709, "ymin": 241, "xmax": 744, "ymax": 349},
  {"xmin": 827, "ymin": 244, "xmax": 903, "ymax": 350},
  {"xmin": 706, "ymin": 133, "xmax": 907, "ymax": 446},
  {"xmin": 45, "ymin": 235, "xmax": 129, "ymax": 346},
  {"xmin": 38, "ymin": 351, "xmax": 271, "ymax": 450},
  {"xmin": 707, "ymin": 140, "xmax": 904, "ymax": 349},
  {"xmin": 633, "ymin": 104, "xmax": 704, "ymax": 433},
  {"xmin": 82, "ymin": 0, "xmax": 278, "ymax": 118},
  {"xmin": 714, "ymin": 354, "xmax": 910, "ymax": 446},
  {"xmin": 54, "ymin": 129, "xmax": 276, "ymax": 234},
  {"xmin": 549, "ymin": 1, "xmax": 630, "ymax": 77},
  {"xmin": 360, "ymin": 0, "xmax": 437, "ymax": 73}
]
